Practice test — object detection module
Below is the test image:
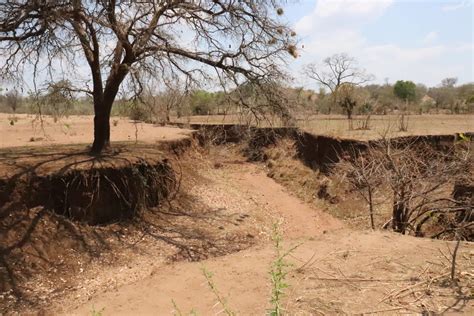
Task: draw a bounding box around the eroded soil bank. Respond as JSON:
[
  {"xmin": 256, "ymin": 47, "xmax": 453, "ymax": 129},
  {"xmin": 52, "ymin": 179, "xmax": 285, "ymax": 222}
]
[
  {"xmin": 64, "ymin": 144, "xmax": 473, "ymax": 315},
  {"xmin": 1, "ymin": 128, "xmax": 473, "ymax": 314}
]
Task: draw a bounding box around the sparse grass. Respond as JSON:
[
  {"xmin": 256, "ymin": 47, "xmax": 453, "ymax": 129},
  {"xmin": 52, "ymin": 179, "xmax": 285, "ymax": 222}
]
[
  {"xmin": 90, "ymin": 306, "xmax": 105, "ymax": 316},
  {"xmin": 171, "ymin": 267, "xmax": 235, "ymax": 316}
]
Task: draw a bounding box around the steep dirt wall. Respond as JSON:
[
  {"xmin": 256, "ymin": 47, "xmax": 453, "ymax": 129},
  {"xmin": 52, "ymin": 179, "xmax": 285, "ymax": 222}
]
[
  {"xmin": 0, "ymin": 139, "xmax": 195, "ymax": 225},
  {"xmin": 189, "ymin": 124, "xmax": 473, "ymax": 173}
]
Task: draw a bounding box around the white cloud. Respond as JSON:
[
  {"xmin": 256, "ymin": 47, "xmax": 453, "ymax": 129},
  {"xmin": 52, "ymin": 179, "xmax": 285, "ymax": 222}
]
[
  {"xmin": 300, "ymin": 29, "xmax": 366, "ymax": 57},
  {"xmin": 441, "ymin": 0, "xmax": 471, "ymax": 11},
  {"xmin": 296, "ymin": 0, "xmax": 394, "ymax": 34},
  {"xmin": 422, "ymin": 31, "xmax": 438, "ymax": 44},
  {"xmin": 315, "ymin": 0, "xmax": 394, "ymax": 18},
  {"xmin": 290, "ymin": 1, "xmax": 473, "ymax": 87},
  {"xmin": 293, "ymin": 41, "xmax": 473, "ymax": 87},
  {"xmin": 361, "ymin": 44, "xmax": 472, "ymax": 86},
  {"xmin": 294, "ymin": 0, "xmax": 394, "ymax": 61}
]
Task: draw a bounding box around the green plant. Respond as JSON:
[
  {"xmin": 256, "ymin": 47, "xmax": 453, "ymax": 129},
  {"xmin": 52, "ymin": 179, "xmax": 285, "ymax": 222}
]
[
  {"xmin": 268, "ymin": 223, "xmax": 300, "ymax": 316},
  {"xmin": 90, "ymin": 306, "xmax": 105, "ymax": 316},
  {"xmin": 171, "ymin": 299, "xmax": 198, "ymax": 316},
  {"xmin": 170, "ymin": 224, "xmax": 300, "ymax": 316},
  {"xmin": 201, "ymin": 267, "xmax": 235, "ymax": 316},
  {"xmin": 394, "ymin": 80, "xmax": 417, "ymax": 102}
]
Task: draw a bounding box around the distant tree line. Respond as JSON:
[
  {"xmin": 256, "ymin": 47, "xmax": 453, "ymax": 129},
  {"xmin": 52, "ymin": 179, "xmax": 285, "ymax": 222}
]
[{"xmin": 1, "ymin": 75, "xmax": 473, "ymax": 122}]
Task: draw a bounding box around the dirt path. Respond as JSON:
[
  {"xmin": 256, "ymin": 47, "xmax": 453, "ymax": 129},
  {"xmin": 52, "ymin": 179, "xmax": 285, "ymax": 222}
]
[
  {"xmin": 65, "ymin": 231, "xmax": 473, "ymax": 315},
  {"xmin": 60, "ymin": 154, "xmax": 473, "ymax": 315},
  {"xmin": 228, "ymin": 163, "xmax": 343, "ymax": 239}
]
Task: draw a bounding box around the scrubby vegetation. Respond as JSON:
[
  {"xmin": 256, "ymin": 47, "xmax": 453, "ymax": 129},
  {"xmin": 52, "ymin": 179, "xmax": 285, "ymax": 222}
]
[{"xmin": 2, "ymin": 77, "xmax": 472, "ymax": 125}]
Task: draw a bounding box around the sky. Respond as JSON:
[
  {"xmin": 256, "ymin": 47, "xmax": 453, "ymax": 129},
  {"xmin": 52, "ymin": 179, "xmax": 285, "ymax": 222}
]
[
  {"xmin": 283, "ymin": 0, "xmax": 473, "ymax": 88},
  {"xmin": 2, "ymin": 0, "xmax": 472, "ymax": 93}
]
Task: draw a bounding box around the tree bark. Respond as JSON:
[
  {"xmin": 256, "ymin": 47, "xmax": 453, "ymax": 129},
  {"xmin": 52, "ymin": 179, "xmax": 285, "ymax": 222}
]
[
  {"xmin": 90, "ymin": 102, "xmax": 112, "ymax": 154},
  {"xmin": 90, "ymin": 87, "xmax": 118, "ymax": 154},
  {"xmin": 90, "ymin": 64, "xmax": 130, "ymax": 155},
  {"xmin": 392, "ymin": 197, "xmax": 408, "ymax": 234}
]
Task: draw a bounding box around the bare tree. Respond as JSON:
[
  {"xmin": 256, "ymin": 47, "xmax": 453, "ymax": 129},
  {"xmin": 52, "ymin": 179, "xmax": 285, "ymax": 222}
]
[
  {"xmin": 160, "ymin": 87, "xmax": 185, "ymax": 124},
  {"xmin": 337, "ymin": 83, "xmax": 358, "ymax": 121},
  {"xmin": 1, "ymin": 1, "xmax": 296, "ymax": 154},
  {"xmin": 378, "ymin": 139, "xmax": 470, "ymax": 237},
  {"xmin": 42, "ymin": 80, "xmax": 75, "ymax": 120},
  {"xmin": 5, "ymin": 89, "xmax": 21, "ymax": 113},
  {"xmin": 339, "ymin": 138, "xmax": 472, "ymax": 238},
  {"xmin": 304, "ymin": 53, "xmax": 374, "ymax": 116},
  {"xmin": 441, "ymin": 77, "xmax": 458, "ymax": 88},
  {"xmin": 336, "ymin": 146, "xmax": 384, "ymax": 229},
  {"xmin": 145, "ymin": 85, "xmax": 187, "ymax": 125}
]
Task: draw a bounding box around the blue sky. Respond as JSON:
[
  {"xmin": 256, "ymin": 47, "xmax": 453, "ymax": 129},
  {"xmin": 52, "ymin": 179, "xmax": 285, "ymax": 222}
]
[
  {"xmin": 3, "ymin": 0, "xmax": 472, "ymax": 93},
  {"xmin": 283, "ymin": 0, "xmax": 473, "ymax": 88}
]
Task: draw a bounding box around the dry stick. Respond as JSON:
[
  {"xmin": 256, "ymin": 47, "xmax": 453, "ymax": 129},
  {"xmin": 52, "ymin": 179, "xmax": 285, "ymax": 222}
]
[
  {"xmin": 362, "ymin": 306, "xmax": 406, "ymax": 314},
  {"xmin": 294, "ymin": 252, "xmax": 317, "ymax": 272},
  {"xmin": 451, "ymin": 239, "xmax": 461, "ymax": 281},
  {"xmin": 379, "ymin": 272, "xmax": 450, "ymax": 304},
  {"xmin": 417, "ymin": 264, "xmax": 432, "ymax": 280},
  {"xmin": 437, "ymin": 247, "xmax": 452, "ymax": 267},
  {"xmin": 310, "ymin": 276, "xmax": 410, "ymax": 282},
  {"xmin": 336, "ymin": 267, "xmax": 361, "ymax": 290}
]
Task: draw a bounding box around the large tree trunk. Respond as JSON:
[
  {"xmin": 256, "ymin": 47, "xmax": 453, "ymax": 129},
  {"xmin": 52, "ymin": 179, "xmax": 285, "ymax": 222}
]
[
  {"xmin": 91, "ymin": 103, "xmax": 112, "ymax": 154},
  {"xmin": 90, "ymin": 93, "xmax": 115, "ymax": 154},
  {"xmin": 392, "ymin": 193, "xmax": 408, "ymax": 234},
  {"xmin": 89, "ymin": 61, "xmax": 132, "ymax": 155}
]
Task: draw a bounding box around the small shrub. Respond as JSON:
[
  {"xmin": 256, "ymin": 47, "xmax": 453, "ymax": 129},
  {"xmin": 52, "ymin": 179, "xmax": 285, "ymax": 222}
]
[
  {"xmin": 268, "ymin": 223, "xmax": 300, "ymax": 316},
  {"xmin": 129, "ymin": 105, "xmax": 150, "ymax": 121},
  {"xmin": 398, "ymin": 114, "xmax": 409, "ymax": 132}
]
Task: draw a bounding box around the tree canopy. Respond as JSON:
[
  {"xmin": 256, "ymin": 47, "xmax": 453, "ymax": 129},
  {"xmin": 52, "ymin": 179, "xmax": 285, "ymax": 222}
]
[
  {"xmin": 393, "ymin": 80, "xmax": 417, "ymax": 102},
  {"xmin": 304, "ymin": 53, "xmax": 374, "ymax": 115},
  {"xmin": 0, "ymin": 0, "xmax": 296, "ymax": 153}
]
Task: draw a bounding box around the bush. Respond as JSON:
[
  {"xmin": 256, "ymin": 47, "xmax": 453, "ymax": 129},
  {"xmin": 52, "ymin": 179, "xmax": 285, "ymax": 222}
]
[{"xmin": 129, "ymin": 104, "xmax": 151, "ymax": 122}]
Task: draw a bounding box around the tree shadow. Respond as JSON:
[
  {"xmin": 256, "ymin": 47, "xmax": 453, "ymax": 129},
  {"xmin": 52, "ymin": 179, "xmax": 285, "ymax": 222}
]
[{"xmin": 0, "ymin": 143, "xmax": 255, "ymax": 313}]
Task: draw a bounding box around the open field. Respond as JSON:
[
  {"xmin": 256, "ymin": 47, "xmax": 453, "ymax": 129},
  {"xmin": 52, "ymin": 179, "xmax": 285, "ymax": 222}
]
[
  {"xmin": 0, "ymin": 113, "xmax": 193, "ymax": 148},
  {"xmin": 177, "ymin": 114, "xmax": 474, "ymax": 140},
  {"xmin": 1, "ymin": 114, "xmax": 472, "ymax": 150}
]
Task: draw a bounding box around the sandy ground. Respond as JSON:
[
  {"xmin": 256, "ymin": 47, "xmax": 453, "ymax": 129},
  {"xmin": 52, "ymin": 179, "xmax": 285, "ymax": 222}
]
[
  {"xmin": 1, "ymin": 114, "xmax": 472, "ymax": 314},
  {"xmin": 0, "ymin": 114, "xmax": 193, "ymax": 148},
  {"xmin": 58, "ymin": 148, "xmax": 473, "ymax": 315},
  {"xmin": 1, "ymin": 114, "xmax": 471, "ymax": 148},
  {"xmin": 178, "ymin": 114, "xmax": 474, "ymax": 140},
  {"xmin": 67, "ymin": 232, "xmax": 473, "ymax": 315}
]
